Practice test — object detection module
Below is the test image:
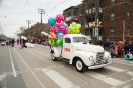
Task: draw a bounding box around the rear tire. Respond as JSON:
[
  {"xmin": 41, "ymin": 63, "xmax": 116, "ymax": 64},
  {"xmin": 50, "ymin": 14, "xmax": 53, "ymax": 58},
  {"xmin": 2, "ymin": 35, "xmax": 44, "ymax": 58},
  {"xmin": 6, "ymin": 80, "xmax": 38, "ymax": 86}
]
[
  {"xmin": 75, "ymin": 58, "xmax": 87, "ymax": 73},
  {"xmin": 51, "ymin": 53, "xmax": 57, "ymax": 61}
]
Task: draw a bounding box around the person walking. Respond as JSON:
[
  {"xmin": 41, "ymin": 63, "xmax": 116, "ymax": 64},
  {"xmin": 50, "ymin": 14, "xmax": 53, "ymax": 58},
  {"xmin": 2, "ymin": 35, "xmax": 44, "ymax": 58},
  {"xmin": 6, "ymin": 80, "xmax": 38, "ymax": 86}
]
[
  {"xmin": 127, "ymin": 41, "xmax": 133, "ymax": 54},
  {"xmin": 20, "ymin": 39, "xmax": 24, "ymax": 49},
  {"xmin": 17, "ymin": 39, "xmax": 19, "ymax": 45},
  {"xmin": 104, "ymin": 39, "xmax": 110, "ymax": 52},
  {"xmin": 11, "ymin": 38, "xmax": 15, "ymax": 47}
]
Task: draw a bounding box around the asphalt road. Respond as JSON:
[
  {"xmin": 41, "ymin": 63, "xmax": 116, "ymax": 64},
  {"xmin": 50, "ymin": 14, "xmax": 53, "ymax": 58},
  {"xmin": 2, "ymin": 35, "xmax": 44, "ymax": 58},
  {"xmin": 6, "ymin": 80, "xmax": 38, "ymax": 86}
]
[{"xmin": 0, "ymin": 43, "xmax": 133, "ymax": 88}]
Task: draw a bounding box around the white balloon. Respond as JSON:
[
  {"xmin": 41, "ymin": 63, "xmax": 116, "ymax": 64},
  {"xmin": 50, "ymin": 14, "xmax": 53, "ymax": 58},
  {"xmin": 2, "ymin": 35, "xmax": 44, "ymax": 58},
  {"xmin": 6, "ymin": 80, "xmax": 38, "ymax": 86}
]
[{"xmin": 58, "ymin": 33, "xmax": 64, "ymax": 38}]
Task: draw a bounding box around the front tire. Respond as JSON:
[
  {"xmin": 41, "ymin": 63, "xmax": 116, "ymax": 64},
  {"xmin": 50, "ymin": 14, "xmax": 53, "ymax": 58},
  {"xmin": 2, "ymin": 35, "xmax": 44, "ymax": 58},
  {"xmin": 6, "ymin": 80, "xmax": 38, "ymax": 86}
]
[
  {"xmin": 75, "ymin": 58, "xmax": 87, "ymax": 73},
  {"xmin": 51, "ymin": 53, "xmax": 57, "ymax": 61}
]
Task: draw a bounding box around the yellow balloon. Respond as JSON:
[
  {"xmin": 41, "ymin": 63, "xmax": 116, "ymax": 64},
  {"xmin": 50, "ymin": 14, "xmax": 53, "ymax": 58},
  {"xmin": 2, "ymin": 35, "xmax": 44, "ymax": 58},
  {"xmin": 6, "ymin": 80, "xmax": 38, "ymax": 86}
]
[
  {"xmin": 51, "ymin": 32, "xmax": 56, "ymax": 39},
  {"xmin": 70, "ymin": 24, "xmax": 72, "ymax": 27},
  {"xmin": 72, "ymin": 27, "xmax": 76, "ymax": 33},
  {"xmin": 76, "ymin": 25, "xmax": 79, "ymax": 30},
  {"xmin": 75, "ymin": 29, "xmax": 80, "ymax": 34}
]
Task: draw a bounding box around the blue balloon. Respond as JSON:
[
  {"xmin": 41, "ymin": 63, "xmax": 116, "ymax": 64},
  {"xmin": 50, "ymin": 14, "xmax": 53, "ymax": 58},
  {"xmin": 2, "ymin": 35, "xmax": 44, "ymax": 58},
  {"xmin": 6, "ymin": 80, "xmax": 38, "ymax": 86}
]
[
  {"xmin": 48, "ymin": 17, "xmax": 56, "ymax": 26},
  {"xmin": 64, "ymin": 23, "xmax": 68, "ymax": 28},
  {"xmin": 60, "ymin": 30, "xmax": 64, "ymax": 34},
  {"xmin": 56, "ymin": 34, "xmax": 58, "ymax": 38},
  {"xmin": 56, "ymin": 28, "xmax": 60, "ymax": 33},
  {"xmin": 60, "ymin": 22, "xmax": 64, "ymax": 26}
]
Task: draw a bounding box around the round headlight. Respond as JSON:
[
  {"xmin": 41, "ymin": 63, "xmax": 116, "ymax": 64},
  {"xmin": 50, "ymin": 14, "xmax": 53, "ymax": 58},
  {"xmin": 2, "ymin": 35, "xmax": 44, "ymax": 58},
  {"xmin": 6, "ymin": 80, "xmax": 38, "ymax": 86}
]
[
  {"xmin": 108, "ymin": 55, "xmax": 111, "ymax": 58},
  {"xmin": 89, "ymin": 56, "xmax": 93, "ymax": 61}
]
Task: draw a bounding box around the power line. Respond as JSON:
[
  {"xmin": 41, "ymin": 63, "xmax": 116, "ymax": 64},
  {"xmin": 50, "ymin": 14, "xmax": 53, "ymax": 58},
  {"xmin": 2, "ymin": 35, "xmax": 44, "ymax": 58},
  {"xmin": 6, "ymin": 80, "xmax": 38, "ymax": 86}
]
[
  {"xmin": 12, "ymin": 0, "xmax": 29, "ymax": 30},
  {"xmin": 16, "ymin": 0, "xmax": 29, "ymax": 24},
  {"xmin": 46, "ymin": 0, "xmax": 69, "ymax": 13}
]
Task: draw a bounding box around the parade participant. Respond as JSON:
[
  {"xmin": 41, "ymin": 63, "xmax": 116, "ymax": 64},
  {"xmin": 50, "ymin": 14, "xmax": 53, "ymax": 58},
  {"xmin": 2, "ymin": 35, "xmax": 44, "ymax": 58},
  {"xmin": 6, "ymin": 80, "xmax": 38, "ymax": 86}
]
[
  {"xmin": 11, "ymin": 38, "xmax": 15, "ymax": 47},
  {"xmin": 17, "ymin": 39, "xmax": 19, "ymax": 45},
  {"xmin": 20, "ymin": 39, "xmax": 24, "ymax": 49}
]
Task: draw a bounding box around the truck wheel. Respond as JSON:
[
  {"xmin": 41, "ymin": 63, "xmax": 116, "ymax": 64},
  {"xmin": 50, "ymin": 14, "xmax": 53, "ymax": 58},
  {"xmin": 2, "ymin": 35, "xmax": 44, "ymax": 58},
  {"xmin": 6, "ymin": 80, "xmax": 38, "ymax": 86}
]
[
  {"xmin": 75, "ymin": 58, "xmax": 86, "ymax": 73},
  {"xmin": 51, "ymin": 53, "xmax": 57, "ymax": 61}
]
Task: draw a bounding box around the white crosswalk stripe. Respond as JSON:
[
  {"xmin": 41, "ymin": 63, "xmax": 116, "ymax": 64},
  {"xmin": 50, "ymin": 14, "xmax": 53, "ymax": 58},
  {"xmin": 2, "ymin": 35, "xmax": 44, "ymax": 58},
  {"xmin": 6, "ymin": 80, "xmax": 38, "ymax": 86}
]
[
  {"xmin": 85, "ymin": 71, "xmax": 123, "ymax": 86},
  {"xmin": 40, "ymin": 59, "xmax": 133, "ymax": 88},
  {"xmin": 127, "ymin": 71, "xmax": 133, "ymax": 76},
  {"xmin": 42, "ymin": 68, "xmax": 80, "ymax": 88},
  {"xmin": 106, "ymin": 66, "xmax": 126, "ymax": 72}
]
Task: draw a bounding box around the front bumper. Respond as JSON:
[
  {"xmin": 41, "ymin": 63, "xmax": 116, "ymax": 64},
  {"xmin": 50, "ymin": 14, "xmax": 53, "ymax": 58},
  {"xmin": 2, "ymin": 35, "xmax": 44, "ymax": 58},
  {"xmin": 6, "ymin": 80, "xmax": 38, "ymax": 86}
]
[{"xmin": 88, "ymin": 59, "xmax": 112, "ymax": 69}]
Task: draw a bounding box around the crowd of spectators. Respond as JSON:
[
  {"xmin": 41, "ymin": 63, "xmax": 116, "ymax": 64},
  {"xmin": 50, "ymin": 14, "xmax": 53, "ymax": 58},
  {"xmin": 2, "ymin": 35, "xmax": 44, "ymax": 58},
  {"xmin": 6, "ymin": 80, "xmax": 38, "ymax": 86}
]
[{"xmin": 104, "ymin": 39, "xmax": 133, "ymax": 58}]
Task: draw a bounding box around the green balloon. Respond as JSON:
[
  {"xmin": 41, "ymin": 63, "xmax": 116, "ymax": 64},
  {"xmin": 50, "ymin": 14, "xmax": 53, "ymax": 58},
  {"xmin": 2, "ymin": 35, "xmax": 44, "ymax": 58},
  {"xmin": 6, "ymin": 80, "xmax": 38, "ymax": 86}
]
[
  {"xmin": 59, "ymin": 38, "xmax": 63, "ymax": 46},
  {"xmin": 68, "ymin": 26, "xmax": 72, "ymax": 30},
  {"xmin": 72, "ymin": 22, "xmax": 77, "ymax": 27},
  {"xmin": 77, "ymin": 24, "xmax": 81, "ymax": 29},
  {"xmin": 51, "ymin": 39, "xmax": 55, "ymax": 46}
]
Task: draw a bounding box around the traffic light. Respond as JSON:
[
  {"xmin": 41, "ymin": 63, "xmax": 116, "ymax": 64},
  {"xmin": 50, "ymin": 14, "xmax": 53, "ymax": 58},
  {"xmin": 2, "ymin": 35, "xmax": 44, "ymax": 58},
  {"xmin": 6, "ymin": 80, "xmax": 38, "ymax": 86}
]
[
  {"xmin": 89, "ymin": 22, "xmax": 95, "ymax": 27},
  {"xmin": 98, "ymin": 22, "xmax": 102, "ymax": 27}
]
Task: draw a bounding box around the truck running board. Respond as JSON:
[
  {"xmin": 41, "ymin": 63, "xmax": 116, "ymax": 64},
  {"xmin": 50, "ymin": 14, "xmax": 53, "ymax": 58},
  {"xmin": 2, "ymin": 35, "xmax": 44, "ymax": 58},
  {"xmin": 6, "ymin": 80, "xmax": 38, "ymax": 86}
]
[{"xmin": 60, "ymin": 58, "xmax": 70, "ymax": 63}]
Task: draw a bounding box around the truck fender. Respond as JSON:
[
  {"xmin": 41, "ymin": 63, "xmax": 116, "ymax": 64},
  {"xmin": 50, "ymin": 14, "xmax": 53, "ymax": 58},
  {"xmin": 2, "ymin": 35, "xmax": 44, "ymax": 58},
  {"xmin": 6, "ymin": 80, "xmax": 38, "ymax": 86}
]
[{"xmin": 70, "ymin": 51, "xmax": 95, "ymax": 66}]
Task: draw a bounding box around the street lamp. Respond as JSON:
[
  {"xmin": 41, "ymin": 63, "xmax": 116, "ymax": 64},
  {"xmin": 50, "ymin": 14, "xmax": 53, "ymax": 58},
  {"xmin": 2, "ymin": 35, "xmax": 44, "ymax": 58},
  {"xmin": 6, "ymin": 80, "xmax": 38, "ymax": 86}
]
[{"xmin": 0, "ymin": 16, "xmax": 6, "ymax": 18}]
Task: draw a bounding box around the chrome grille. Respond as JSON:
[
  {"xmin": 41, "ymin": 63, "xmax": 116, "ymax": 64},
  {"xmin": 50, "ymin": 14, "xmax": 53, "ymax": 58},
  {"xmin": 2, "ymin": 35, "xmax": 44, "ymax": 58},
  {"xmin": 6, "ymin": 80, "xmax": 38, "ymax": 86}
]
[{"xmin": 96, "ymin": 52, "xmax": 104, "ymax": 64}]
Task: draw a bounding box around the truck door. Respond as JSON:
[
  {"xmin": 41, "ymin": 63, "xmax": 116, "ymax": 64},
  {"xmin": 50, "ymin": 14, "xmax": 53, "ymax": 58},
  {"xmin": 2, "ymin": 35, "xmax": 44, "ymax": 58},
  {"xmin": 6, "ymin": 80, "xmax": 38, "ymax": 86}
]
[{"xmin": 62, "ymin": 38, "xmax": 72, "ymax": 58}]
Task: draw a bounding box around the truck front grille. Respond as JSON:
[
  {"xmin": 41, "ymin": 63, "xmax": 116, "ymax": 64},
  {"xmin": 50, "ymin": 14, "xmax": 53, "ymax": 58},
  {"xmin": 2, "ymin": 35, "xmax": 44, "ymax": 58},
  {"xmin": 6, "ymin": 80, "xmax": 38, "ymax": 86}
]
[{"xmin": 96, "ymin": 52, "xmax": 104, "ymax": 64}]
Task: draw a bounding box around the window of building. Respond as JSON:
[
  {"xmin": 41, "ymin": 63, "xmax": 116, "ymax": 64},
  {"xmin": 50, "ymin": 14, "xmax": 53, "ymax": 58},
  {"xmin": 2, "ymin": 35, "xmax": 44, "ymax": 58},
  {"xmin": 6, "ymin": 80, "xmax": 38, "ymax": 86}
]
[
  {"xmin": 110, "ymin": 28, "xmax": 115, "ymax": 36},
  {"xmin": 127, "ymin": 27, "xmax": 130, "ymax": 36},
  {"xmin": 110, "ymin": 0, "xmax": 115, "ymax": 6},
  {"xmin": 127, "ymin": 12, "xmax": 130, "ymax": 21},
  {"xmin": 128, "ymin": 0, "xmax": 132, "ymax": 3},
  {"xmin": 110, "ymin": 13, "xmax": 115, "ymax": 21}
]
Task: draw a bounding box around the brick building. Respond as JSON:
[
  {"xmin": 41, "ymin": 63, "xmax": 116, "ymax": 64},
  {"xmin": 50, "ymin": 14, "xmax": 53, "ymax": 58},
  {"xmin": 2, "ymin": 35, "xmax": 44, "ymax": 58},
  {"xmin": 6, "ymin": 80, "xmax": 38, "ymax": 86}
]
[{"xmin": 63, "ymin": 0, "xmax": 133, "ymax": 44}]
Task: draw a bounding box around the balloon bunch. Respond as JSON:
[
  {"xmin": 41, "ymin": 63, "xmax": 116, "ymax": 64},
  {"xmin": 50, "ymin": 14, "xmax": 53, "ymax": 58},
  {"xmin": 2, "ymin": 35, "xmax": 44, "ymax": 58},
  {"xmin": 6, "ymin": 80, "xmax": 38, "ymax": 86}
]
[
  {"xmin": 48, "ymin": 14, "xmax": 82, "ymax": 46},
  {"xmin": 68, "ymin": 22, "xmax": 81, "ymax": 34},
  {"xmin": 48, "ymin": 14, "xmax": 68, "ymax": 46}
]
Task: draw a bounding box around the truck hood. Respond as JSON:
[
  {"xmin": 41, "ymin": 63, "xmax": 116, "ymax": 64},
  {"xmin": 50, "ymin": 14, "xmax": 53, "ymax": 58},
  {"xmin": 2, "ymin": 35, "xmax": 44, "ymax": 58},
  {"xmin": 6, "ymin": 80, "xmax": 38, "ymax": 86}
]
[{"xmin": 73, "ymin": 43, "xmax": 104, "ymax": 52}]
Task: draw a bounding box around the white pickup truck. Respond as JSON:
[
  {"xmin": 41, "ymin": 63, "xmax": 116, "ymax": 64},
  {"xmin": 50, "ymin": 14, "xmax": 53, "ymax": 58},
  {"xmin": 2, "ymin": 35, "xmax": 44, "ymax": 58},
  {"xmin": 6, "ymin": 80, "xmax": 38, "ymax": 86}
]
[{"xmin": 50, "ymin": 34, "xmax": 112, "ymax": 72}]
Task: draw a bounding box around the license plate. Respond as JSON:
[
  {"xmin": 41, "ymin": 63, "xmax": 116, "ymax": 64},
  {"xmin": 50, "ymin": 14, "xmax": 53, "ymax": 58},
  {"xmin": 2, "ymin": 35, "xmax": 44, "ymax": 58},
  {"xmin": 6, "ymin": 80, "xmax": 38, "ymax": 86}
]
[{"xmin": 108, "ymin": 59, "xmax": 112, "ymax": 63}]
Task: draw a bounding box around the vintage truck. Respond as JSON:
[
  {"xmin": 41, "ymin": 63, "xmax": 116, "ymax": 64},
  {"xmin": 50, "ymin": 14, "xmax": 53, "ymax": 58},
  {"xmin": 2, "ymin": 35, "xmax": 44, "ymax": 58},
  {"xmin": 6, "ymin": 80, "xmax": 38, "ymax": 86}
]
[{"xmin": 50, "ymin": 34, "xmax": 112, "ymax": 72}]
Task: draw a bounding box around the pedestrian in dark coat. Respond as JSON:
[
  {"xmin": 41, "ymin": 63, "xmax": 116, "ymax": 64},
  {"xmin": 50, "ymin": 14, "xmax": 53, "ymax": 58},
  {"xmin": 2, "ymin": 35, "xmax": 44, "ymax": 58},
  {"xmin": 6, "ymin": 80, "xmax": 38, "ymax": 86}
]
[
  {"xmin": 11, "ymin": 38, "xmax": 15, "ymax": 47},
  {"xmin": 127, "ymin": 41, "xmax": 133, "ymax": 54}
]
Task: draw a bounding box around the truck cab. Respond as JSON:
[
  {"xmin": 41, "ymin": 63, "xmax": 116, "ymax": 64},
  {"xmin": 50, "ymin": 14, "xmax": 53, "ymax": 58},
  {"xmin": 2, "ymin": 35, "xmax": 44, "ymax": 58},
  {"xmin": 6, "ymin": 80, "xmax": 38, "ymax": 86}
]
[{"xmin": 50, "ymin": 34, "xmax": 112, "ymax": 72}]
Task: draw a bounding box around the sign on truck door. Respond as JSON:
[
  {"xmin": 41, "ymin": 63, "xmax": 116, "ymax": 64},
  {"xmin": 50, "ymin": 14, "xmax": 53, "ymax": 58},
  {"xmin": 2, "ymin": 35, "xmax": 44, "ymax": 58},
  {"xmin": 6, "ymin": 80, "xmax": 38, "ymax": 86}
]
[{"xmin": 62, "ymin": 38, "xmax": 72, "ymax": 58}]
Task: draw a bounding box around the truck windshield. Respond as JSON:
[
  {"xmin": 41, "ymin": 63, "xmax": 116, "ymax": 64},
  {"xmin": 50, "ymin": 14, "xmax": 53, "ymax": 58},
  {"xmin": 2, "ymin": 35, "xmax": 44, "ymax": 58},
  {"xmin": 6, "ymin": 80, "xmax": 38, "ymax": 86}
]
[{"xmin": 73, "ymin": 37, "xmax": 89, "ymax": 43}]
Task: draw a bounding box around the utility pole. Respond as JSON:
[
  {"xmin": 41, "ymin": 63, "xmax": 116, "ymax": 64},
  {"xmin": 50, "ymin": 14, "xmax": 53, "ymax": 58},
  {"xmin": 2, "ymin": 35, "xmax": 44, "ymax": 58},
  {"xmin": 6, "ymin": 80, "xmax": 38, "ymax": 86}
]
[
  {"xmin": 26, "ymin": 20, "xmax": 31, "ymax": 38},
  {"xmin": 38, "ymin": 9, "xmax": 45, "ymax": 32},
  {"xmin": 123, "ymin": 20, "xmax": 125, "ymax": 42},
  {"xmin": 94, "ymin": 0, "xmax": 99, "ymax": 44}
]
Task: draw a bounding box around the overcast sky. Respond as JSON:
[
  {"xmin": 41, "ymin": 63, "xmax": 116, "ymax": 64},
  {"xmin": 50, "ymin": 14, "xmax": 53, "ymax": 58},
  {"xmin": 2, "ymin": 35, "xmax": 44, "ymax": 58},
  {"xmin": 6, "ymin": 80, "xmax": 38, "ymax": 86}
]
[{"xmin": 0, "ymin": 0, "xmax": 82, "ymax": 38}]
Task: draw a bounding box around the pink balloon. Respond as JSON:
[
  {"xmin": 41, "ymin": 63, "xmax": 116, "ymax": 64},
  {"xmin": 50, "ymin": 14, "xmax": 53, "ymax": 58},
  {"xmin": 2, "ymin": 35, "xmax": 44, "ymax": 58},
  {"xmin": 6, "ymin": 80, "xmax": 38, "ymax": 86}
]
[
  {"xmin": 60, "ymin": 26, "xmax": 65, "ymax": 31},
  {"xmin": 64, "ymin": 30, "xmax": 68, "ymax": 34},
  {"xmin": 55, "ymin": 14, "xmax": 64, "ymax": 23},
  {"xmin": 55, "ymin": 23, "xmax": 61, "ymax": 28}
]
